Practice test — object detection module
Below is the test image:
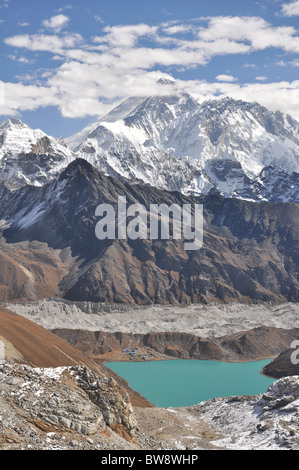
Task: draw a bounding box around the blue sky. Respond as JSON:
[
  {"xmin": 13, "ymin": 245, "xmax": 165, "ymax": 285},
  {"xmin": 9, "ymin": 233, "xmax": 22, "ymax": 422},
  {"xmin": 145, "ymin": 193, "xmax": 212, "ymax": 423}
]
[{"xmin": 0, "ymin": 0, "xmax": 299, "ymax": 137}]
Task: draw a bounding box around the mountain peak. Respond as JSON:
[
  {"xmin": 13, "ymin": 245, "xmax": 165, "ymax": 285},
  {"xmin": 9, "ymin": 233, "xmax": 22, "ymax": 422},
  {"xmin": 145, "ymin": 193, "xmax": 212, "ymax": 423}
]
[
  {"xmin": 58, "ymin": 157, "xmax": 99, "ymax": 182},
  {"xmin": 157, "ymin": 77, "xmax": 176, "ymax": 85},
  {"xmin": 0, "ymin": 118, "xmax": 28, "ymax": 132}
]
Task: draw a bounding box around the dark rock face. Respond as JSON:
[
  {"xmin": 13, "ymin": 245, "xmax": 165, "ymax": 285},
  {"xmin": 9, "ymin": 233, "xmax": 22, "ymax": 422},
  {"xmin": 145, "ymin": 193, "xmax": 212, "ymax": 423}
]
[
  {"xmin": 263, "ymin": 348, "xmax": 299, "ymax": 379},
  {"xmin": 1, "ymin": 159, "xmax": 299, "ymax": 304}
]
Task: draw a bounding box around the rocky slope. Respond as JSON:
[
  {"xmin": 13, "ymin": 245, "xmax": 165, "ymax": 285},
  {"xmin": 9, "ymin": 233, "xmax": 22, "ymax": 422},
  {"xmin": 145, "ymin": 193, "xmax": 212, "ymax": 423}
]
[
  {"xmin": 0, "ymin": 306, "xmax": 163, "ymax": 450},
  {"xmin": 0, "ymin": 158, "xmax": 299, "ymax": 304},
  {"xmin": 135, "ymin": 375, "xmax": 299, "ymax": 450},
  {"xmin": 0, "ymin": 363, "xmax": 152, "ymax": 450},
  {"xmin": 192, "ymin": 375, "xmax": 299, "ymax": 450},
  {"xmin": 0, "ymin": 305, "xmax": 103, "ymax": 369},
  {"xmin": 0, "ymin": 306, "xmax": 152, "ymax": 408}
]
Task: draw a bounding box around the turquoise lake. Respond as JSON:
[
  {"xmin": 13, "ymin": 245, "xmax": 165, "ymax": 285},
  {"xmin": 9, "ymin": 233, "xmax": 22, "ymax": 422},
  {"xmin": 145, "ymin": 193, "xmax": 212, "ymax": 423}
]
[{"xmin": 105, "ymin": 359, "xmax": 275, "ymax": 408}]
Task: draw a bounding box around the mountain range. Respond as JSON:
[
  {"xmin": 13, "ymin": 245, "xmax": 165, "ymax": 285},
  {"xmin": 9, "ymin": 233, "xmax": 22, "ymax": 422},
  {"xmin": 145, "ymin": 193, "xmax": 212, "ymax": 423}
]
[
  {"xmin": 0, "ymin": 89, "xmax": 298, "ymax": 202},
  {"xmin": 0, "ymin": 90, "xmax": 299, "ymax": 305},
  {"xmin": 68, "ymin": 93, "xmax": 299, "ymax": 202},
  {"xmin": 0, "ymin": 157, "xmax": 298, "ymax": 305}
]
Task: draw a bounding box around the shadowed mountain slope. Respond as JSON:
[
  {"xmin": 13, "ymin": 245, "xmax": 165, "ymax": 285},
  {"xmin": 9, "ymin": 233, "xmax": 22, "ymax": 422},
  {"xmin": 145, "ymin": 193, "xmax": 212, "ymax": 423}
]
[{"xmin": 0, "ymin": 159, "xmax": 299, "ymax": 304}]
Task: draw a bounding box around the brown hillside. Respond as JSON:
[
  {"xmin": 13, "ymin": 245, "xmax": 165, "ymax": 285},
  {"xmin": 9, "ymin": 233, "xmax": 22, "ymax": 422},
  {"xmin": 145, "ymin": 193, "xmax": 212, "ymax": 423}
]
[
  {"xmin": 0, "ymin": 306, "xmax": 152, "ymax": 407},
  {"xmin": 0, "ymin": 306, "xmax": 101, "ymax": 369}
]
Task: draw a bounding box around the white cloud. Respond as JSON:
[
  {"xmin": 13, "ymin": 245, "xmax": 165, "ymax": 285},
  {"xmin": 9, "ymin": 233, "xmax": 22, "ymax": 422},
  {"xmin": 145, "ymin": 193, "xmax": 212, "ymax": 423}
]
[
  {"xmin": 0, "ymin": 0, "xmax": 10, "ymax": 8},
  {"xmin": 2, "ymin": 16, "xmax": 299, "ymax": 121},
  {"xmin": 276, "ymin": 60, "xmax": 288, "ymax": 66},
  {"xmin": 42, "ymin": 14, "xmax": 70, "ymax": 33},
  {"xmin": 197, "ymin": 16, "xmax": 299, "ymax": 53},
  {"xmin": 93, "ymin": 24, "xmax": 159, "ymax": 48},
  {"xmin": 216, "ymin": 74, "xmax": 237, "ymax": 82},
  {"xmin": 162, "ymin": 24, "xmax": 194, "ymax": 35},
  {"xmin": 8, "ymin": 54, "xmax": 35, "ymax": 64},
  {"xmin": 94, "ymin": 15, "xmax": 104, "ymax": 24},
  {"xmin": 0, "ymin": 81, "xmax": 56, "ymax": 116},
  {"xmin": 281, "ymin": 1, "xmax": 299, "ymax": 16},
  {"xmin": 255, "ymin": 76, "xmax": 267, "ymax": 81},
  {"xmin": 58, "ymin": 5, "xmax": 73, "ymax": 13},
  {"xmin": 275, "ymin": 58, "xmax": 299, "ymax": 67},
  {"xmin": 4, "ymin": 33, "xmax": 83, "ymax": 54}
]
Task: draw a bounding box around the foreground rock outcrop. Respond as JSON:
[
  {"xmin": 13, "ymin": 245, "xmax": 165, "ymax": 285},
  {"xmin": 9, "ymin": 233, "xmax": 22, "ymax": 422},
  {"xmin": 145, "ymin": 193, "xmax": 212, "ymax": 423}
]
[{"xmin": 0, "ymin": 363, "xmax": 155, "ymax": 450}]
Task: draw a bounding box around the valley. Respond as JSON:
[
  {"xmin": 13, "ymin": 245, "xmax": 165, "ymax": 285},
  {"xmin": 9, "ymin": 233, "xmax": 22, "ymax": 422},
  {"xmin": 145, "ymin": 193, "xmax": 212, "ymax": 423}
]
[
  {"xmin": 0, "ymin": 302, "xmax": 299, "ymax": 450},
  {"xmin": 3, "ymin": 298, "xmax": 299, "ymax": 373},
  {"xmin": 0, "ymin": 90, "xmax": 299, "ymax": 451}
]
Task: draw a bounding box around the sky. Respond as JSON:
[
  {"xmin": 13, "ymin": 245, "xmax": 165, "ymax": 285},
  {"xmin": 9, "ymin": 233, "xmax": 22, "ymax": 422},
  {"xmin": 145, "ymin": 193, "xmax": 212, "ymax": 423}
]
[{"xmin": 0, "ymin": 0, "xmax": 299, "ymax": 138}]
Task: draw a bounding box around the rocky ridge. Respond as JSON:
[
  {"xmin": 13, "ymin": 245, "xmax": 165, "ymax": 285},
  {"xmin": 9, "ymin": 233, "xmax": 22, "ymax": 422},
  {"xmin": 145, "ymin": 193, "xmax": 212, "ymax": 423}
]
[
  {"xmin": 53, "ymin": 326, "xmax": 299, "ymax": 364},
  {"xmin": 186, "ymin": 375, "xmax": 299, "ymax": 450}
]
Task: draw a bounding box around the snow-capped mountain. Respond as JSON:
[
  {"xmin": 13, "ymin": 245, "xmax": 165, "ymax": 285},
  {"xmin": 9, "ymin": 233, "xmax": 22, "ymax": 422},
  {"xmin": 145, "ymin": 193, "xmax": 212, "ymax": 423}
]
[
  {"xmin": 1, "ymin": 90, "xmax": 299, "ymax": 203},
  {"xmin": 0, "ymin": 119, "xmax": 74, "ymax": 187},
  {"xmin": 68, "ymin": 92, "xmax": 299, "ymax": 202}
]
